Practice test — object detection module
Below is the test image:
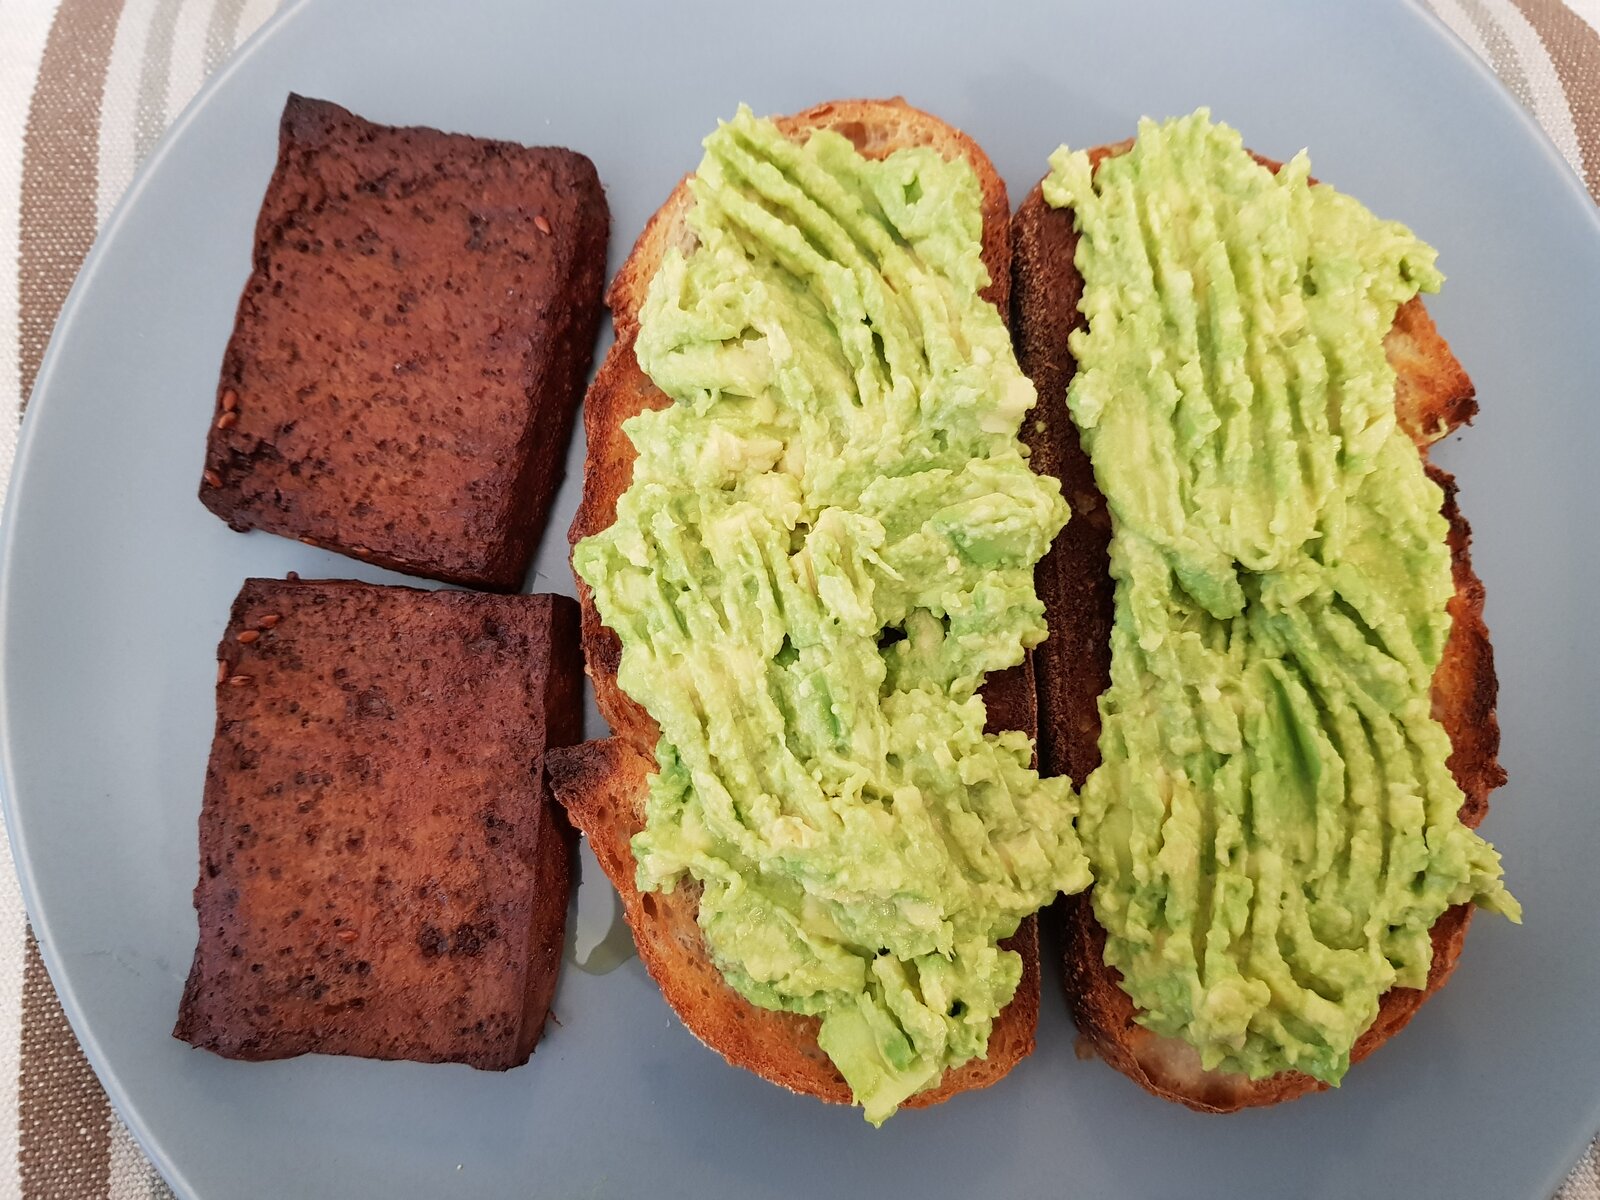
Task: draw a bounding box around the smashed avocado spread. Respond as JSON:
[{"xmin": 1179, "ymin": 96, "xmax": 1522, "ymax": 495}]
[
  {"xmin": 574, "ymin": 107, "xmax": 1089, "ymax": 1123},
  {"xmin": 1044, "ymin": 110, "xmax": 1518, "ymax": 1085}
]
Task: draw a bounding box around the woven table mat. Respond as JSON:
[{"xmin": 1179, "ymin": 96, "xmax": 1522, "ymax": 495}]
[{"xmin": 0, "ymin": 1, "xmax": 1595, "ymax": 1196}]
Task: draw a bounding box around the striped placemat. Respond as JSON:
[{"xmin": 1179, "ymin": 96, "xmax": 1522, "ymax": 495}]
[{"xmin": 0, "ymin": 1, "xmax": 1596, "ymax": 1196}]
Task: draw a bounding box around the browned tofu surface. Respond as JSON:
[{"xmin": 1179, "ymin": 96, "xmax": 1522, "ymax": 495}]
[
  {"xmin": 199, "ymin": 95, "xmax": 609, "ymax": 591},
  {"xmin": 174, "ymin": 578, "xmax": 582, "ymax": 1069}
]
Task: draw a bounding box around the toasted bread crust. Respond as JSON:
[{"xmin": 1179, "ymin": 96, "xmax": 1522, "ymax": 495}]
[
  {"xmin": 1013, "ymin": 149, "xmax": 1503, "ymax": 1112},
  {"xmin": 548, "ymin": 738, "xmax": 1040, "ymax": 1107},
  {"xmin": 553, "ymin": 99, "xmax": 1039, "ymax": 1108}
]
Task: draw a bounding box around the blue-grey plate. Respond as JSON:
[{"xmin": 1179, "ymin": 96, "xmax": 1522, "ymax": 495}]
[{"xmin": 3, "ymin": 1, "xmax": 1598, "ymax": 1196}]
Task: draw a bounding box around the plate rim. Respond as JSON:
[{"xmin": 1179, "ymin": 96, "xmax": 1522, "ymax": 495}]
[{"xmin": 0, "ymin": 2, "xmax": 319, "ymax": 1194}]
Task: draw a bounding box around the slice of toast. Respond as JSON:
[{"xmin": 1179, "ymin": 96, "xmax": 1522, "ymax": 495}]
[
  {"xmin": 548, "ymin": 98, "xmax": 1042, "ymax": 1108},
  {"xmin": 200, "ymin": 95, "xmax": 609, "ymax": 592},
  {"xmin": 1012, "ymin": 145, "xmax": 1504, "ymax": 1111},
  {"xmin": 174, "ymin": 579, "xmax": 582, "ymax": 1070}
]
